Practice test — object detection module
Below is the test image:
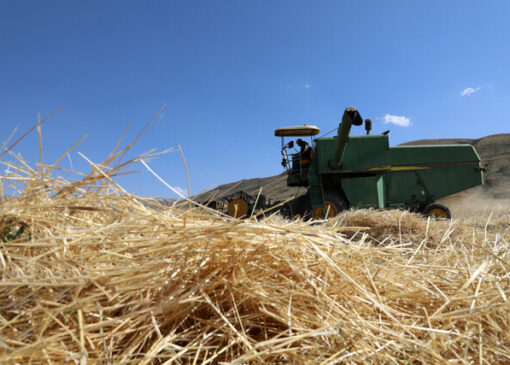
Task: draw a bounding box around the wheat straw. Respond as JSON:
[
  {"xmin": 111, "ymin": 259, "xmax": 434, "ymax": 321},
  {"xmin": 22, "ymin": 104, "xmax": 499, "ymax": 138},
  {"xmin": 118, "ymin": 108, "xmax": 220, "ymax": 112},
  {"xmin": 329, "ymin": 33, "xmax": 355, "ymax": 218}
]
[{"xmin": 1, "ymin": 125, "xmax": 509, "ymax": 364}]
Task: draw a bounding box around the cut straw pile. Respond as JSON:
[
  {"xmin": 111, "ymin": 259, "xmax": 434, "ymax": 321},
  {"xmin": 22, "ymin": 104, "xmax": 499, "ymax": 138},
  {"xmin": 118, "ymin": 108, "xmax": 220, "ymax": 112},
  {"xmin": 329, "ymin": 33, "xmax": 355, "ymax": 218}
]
[{"xmin": 1, "ymin": 123, "xmax": 510, "ymax": 363}]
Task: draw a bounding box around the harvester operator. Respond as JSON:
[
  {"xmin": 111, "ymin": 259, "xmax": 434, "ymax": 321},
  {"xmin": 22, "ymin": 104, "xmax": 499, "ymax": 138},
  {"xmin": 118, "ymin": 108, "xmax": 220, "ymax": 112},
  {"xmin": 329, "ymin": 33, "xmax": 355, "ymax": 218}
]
[{"xmin": 296, "ymin": 138, "xmax": 313, "ymax": 167}]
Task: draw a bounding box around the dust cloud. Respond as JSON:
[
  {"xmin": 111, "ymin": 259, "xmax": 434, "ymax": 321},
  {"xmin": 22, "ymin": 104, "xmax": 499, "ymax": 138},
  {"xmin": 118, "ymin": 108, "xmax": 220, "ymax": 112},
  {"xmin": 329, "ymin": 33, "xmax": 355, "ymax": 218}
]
[{"xmin": 440, "ymin": 187, "xmax": 510, "ymax": 219}]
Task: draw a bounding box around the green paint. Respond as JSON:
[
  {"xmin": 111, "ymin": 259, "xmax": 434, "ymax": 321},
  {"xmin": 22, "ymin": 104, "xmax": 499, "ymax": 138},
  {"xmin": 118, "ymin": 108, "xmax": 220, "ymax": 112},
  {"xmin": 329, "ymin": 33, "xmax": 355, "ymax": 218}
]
[{"xmin": 295, "ymin": 135, "xmax": 482, "ymax": 213}]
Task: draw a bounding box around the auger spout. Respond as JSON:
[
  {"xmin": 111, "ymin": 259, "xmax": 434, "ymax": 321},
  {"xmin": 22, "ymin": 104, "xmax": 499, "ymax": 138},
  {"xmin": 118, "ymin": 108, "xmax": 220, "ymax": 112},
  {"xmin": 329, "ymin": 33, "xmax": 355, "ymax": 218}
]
[{"xmin": 329, "ymin": 106, "xmax": 363, "ymax": 170}]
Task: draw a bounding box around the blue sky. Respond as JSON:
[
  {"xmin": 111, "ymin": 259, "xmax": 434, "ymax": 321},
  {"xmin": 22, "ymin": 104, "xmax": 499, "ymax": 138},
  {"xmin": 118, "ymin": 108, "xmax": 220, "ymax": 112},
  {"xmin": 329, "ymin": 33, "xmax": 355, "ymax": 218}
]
[{"xmin": 1, "ymin": 1, "xmax": 509, "ymax": 198}]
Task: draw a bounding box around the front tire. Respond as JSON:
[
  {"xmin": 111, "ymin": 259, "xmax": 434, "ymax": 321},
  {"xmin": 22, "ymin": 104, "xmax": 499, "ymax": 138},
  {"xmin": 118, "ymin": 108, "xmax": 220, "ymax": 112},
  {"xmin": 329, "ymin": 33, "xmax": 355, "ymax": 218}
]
[{"xmin": 314, "ymin": 191, "xmax": 349, "ymax": 219}]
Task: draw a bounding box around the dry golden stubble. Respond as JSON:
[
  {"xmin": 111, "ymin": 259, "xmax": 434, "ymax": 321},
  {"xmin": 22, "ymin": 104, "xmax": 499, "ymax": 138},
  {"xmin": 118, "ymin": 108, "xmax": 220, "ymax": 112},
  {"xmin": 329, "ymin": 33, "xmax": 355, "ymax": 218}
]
[{"xmin": 1, "ymin": 115, "xmax": 510, "ymax": 363}]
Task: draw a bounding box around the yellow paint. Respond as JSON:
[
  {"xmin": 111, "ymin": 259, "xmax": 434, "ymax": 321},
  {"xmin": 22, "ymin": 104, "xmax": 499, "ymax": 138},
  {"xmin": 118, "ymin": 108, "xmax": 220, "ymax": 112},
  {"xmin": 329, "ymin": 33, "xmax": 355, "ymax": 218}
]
[
  {"xmin": 428, "ymin": 208, "xmax": 448, "ymax": 218},
  {"xmin": 313, "ymin": 202, "xmax": 339, "ymax": 219},
  {"xmin": 313, "ymin": 207, "xmax": 323, "ymax": 220},
  {"xmin": 274, "ymin": 125, "xmax": 320, "ymax": 137},
  {"xmin": 228, "ymin": 198, "xmax": 249, "ymax": 218},
  {"xmin": 390, "ymin": 166, "xmax": 431, "ymax": 171},
  {"xmin": 323, "ymin": 201, "xmax": 339, "ymax": 218},
  {"xmin": 341, "ymin": 166, "xmax": 390, "ymax": 173}
]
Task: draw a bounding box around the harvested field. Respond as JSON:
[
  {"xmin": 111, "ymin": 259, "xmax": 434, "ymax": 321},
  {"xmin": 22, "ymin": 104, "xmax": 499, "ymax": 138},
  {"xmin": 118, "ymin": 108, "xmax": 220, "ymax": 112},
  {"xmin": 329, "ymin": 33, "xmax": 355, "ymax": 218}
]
[{"xmin": 1, "ymin": 136, "xmax": 510, "ymax": 363}]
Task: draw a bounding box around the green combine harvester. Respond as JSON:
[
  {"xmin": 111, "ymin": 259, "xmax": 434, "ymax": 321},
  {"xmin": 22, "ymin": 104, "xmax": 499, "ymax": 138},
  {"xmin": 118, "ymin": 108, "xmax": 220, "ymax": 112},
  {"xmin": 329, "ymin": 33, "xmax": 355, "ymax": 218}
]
[{"xmin": 275, "ymin": 107, "xmax": 484, "ymax": 219}]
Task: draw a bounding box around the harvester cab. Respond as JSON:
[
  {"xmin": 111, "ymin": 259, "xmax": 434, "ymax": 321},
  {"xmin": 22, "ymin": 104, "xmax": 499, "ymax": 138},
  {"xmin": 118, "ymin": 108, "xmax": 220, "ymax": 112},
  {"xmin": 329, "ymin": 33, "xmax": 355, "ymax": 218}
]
[
  {"xmin": 274, "ymin": 124, "xmax": 320, "ymax": 187},
  {"xmin": 275, "ymin": 107, "xmax": 484, "ymax": 220}
]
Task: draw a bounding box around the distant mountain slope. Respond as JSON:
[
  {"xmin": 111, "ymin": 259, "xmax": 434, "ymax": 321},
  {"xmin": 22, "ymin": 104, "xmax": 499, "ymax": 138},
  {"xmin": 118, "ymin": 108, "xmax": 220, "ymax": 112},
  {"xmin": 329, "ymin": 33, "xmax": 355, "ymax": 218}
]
[
  {"xmin": 192, "ymin": 173, "xmax": 301, "ymax": 204},
  {"xmin": 191, "ymin": 134, "xmax": 510, "ymax": 213}
]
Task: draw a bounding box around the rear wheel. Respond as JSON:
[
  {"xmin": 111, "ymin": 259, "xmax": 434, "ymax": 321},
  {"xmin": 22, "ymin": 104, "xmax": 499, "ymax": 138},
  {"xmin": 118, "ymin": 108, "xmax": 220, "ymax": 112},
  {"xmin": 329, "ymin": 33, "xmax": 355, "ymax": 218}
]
[{"xmin": 423, "ymin": 203, "xmax": 451, "ymax": 219}]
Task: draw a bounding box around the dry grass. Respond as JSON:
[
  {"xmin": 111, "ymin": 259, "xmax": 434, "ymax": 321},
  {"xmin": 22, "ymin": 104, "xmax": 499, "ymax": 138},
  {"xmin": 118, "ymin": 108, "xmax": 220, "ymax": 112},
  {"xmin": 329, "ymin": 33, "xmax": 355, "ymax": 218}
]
[{"xmin": 1, "ymin": 126, "xmax": 510, "ymax": 363}]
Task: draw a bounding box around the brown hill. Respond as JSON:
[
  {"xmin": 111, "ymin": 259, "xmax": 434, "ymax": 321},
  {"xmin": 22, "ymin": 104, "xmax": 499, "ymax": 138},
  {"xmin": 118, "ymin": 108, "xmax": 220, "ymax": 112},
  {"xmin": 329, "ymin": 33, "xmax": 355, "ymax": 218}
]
[
  {"xmin": 194, "ymin": 134, "xmax": 510, "ymax": 216},
  {"xmin": 193, "ymin": 173, "xmax": 300, "ymax": 205}
]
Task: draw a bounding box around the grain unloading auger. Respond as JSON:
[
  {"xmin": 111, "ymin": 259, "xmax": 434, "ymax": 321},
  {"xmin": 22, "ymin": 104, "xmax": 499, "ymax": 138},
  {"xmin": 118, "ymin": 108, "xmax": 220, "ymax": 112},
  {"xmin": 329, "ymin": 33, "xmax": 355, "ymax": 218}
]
[{"xmin": 275, "ymin": 107, "xmax": 484, "ymax": 219}]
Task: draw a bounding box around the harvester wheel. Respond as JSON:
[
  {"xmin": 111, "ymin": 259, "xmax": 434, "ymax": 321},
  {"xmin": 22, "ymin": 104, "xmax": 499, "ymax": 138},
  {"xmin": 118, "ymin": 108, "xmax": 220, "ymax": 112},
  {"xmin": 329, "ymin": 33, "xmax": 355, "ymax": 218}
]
[
  {"xmin": 313, "ymin": 191, "xmax": 348, "ymax": 219},
  {"xmin": 423, "ymin": 203, "xmax": 451, "ymax": 219},
  {"xmin": 227, "ymin": 198, "xmax": 249, "ymax": 218}
]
